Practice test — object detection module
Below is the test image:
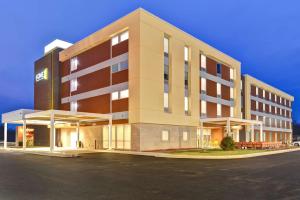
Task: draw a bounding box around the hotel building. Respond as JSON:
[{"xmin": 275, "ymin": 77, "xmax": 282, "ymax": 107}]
[{"xmin": 2, "ymin": 8, "xmax": 294, "ymax": 151}]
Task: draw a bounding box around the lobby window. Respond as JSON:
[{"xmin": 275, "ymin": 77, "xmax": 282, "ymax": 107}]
[
  {"xmin": 200, "ymin": 54, "xmax": 206, "ymax": 71},
  {"xmin": 70, "ymin": 79, "xmax": 78, "ymax": 92},
  {"xmin": 201, "ymin": 78, "xmax": 206, "ymax": 93},
  {"xmin": 161, "ymin": 130, "xmax": 169, "ymax": 141},
  {"xmin": 217, "ymin": 104, "xmax": 221, "ymax": 117},
  {"xmin": 217, "ymin": 83, "xmax": 221, "ymax": 97},
  {"xmin": 184, "ymin": 46, "xmax": 190, "ymax": 115},
  {"xmin": 70, "ymin": 57, "xmax": 78, "ymax": 72},
  {"xmin": 230, "ymin": 107, "xmax": 234, "ymax": 117},
  {"xmin": 216, "ymin": 63, "xmax": 222, "ymax": 75},
  {"xmin": 164, "ymin": 36, "xmax": 170, "ymax": 112},
  {"xmin": 71, "ymin": 101, "xmax": 78, "ymax": 112},
  {"xmin": 201, "ymin": 101, "xmax": 207, "ymax": 116},
  {"xmin": 182, "ymin": 131, "xmax": 188, "ymax": 141}
]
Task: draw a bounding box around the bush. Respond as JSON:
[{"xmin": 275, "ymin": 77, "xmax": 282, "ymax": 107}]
[{"xmin": 220, "ymin": 136, "xmax": 235, "ymax": 150}]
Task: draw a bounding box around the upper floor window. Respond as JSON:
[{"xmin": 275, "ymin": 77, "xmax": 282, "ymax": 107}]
[
  {"xmin": 111, "ymin": 60, "xmax": 128, "ymax": 73},
  {"xmin": 256, "ymin": 87, "xmax": 259, "ymax": 96},
  {"xmin": 230, "ymin": 107, "xmax": 234, "ymax": 117},
  {"xmin": 217, "ymin": 104, "xmax": 221, "ymax": 116},
  {"xmin": 70, "ymin": 57, "xmax": 78, "ymax": 71},
  {"xmin": 275, "ymin": 94, "xmax": 277, "ymax": 102},
  {"xmin": 111, "ymin": 31, "xmax": 129, "ymax": 46},
  {"xmin": 217, "ymin": 63, "xmax": 222, "ymax": 74},
  {"xmin": 201, "ymin": 100, "xmax": 207, "ymax": 115},
  {"xmin": 230, "ymin": 88, "xmax": 234, "ymax": 100},
  {"xmin": 184, "ymin": 46, "xmax": 189, "ymax": 62},
  {"xmin": 230, "ymin": 68, "xmax": 234, "ymax": 80},
  {"xmin": 111, "ymin": 89, "xmax": 129, "ymax": 101},
  {"xmin": 70, "ymin": 79, "xmax": 78, "ymax": 92},
  {"xmin": 201, "ymin": 54, "xmax": 206, "ymax": 69},
  {"xmin": 217, "ymin": 83, "xmax": 221, "ymax": 97},
  {"xmin": 164, "ymin": 37, "xmax": 169, "ymax": 54},
  {"xmin": 201, "ymin": 78, "xmax": 206, "ymax": 92},
  {"xmin": 263, "ymin": 90, "xmax": 265, "ymax": 98},
  {"xmin": 71, "ymin": 101, "xmax": 78, "ymax": 112}
]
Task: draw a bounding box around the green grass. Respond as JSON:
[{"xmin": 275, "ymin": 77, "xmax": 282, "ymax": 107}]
[{"xmin": 169, "ymin": 149, "xmax": 269, "ymax": 156}]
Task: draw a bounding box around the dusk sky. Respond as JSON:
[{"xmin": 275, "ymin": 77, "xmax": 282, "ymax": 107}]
[{"xmin": 0, "ymin": 0, "xmax": 299, "ymax": 122}]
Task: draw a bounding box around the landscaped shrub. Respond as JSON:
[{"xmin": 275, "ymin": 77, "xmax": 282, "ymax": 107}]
[{"xmin": 220, "ymin": 136, "xmax": 235, "ymax": 150}]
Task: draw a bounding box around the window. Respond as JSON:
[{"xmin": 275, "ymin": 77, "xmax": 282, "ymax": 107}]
[
  {"xmin": 256, "ymin": 87, "xmax": 258, "ymax": 96},
  {"xmin": 201, "ymin": 55, "xmax": 206, "ymax": 69},
  {"xmin": 182, "ymin": 131, "xmax": 188, "ymax": 141},
  {"xmin": 120, "ymin": 31, "xmax": 129, "ymax": 42},
  {"xmin": 111, "ymin": 60, "xmax": 128, "ymax": 73},
  {"xmin": 263, "ymin": 103, "xmax": 265, "ymax": 112},
  {"xmin": 217, "ymin": 83, "xmax": 221, "ymax": 96},
  {"xmin": 230, "ymin": 107, "xmax": 234, "ymax": 117},
  {"xmin": 164, "ymin": 93, "xmax": 169, "ymax": 110},
  {"xmin": 217, "ymin": 63, "xmax": 222, "ymax": 74},
  {"xmin": 201, "ymin": 101, "xmax": 207, "ymax": 115},
  {"xmin": 230, "ymin": 88, "xmax": 234, "ymax": 99},
  {"xmin": 201, "ymin": 78, "xmax": 206, "ymax": 92},
  {"xmin": 71, "ymin": 101, "xmax": 78, "ymax": 112},
  {"xmin": 164, "ymin": 37, "xmax": 169, "ymax": 54},
  {"xmin": 275, "ymin": 94, "xmax": 277, "ymax": 102},
  {"xmin": 70, "ymin": 79, "xmax": 78, "ymax": 92},
  {"xmin": 112, "ymin": 31, "xmax": 129, "ymax": 46},
  {"xmin": 120, "ymin": 89, "xmax": 129, "ymax": 99},
  {"xmin": 217, "ymin": 104, "xmax": 221, "ymax": 116},
  {"xmin": 184, "ymin": 97, "xmax": 189, "ymax": 113},
  {"xmin": 256, "ymin": 101, "xmax": 259, "ymax": 110},
  {"xmin": 263, "ymin": 90, "xmax": 265, "ymax": 98},
  {"xmin": 111, "ymin": 36, "xmax": 119, "ymax": 46},
  {"xmin": 275, "ymin": 106, "xmax": 277, "ymax": 114},
  {"xmin": 162, "ymin": 130, "xmax": 169, "ymax": 141},
  {"xmin": 112, "ymin": 92, "xmax": 119, "ymax": 100},
  {"xmin": 269, "ymin": 92, "xmax": 272, "ymax": 100},
  {"xmin": 164, "ymin": 36, "xmax": 170, "ymax": 112},
  {"xmin": 184, "ymin": 46, "xmax": 189, "ymax": 61},
  {"xmin": 184, "ymin": 46, "xmax": 190, "ymax": 114},
  {"xmin": 230, "ymin": 68, "xmax": 234, "ymax": 80},
  {"xmin": 280, "ymin": 97, "xmax": 282, "ymax": 104},
  {"xmin": 70, "ymin": 57, "xmax": 78, "ymax": 71}
]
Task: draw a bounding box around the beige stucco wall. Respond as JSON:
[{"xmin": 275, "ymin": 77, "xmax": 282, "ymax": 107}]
[{"xmin": 59, "ymin": 8, "xmax": 242, "ymax": 128}]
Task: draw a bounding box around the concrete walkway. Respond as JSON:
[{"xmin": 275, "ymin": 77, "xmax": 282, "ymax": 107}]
[
  {"xmin": 1, "ymin": 147, "xmax": 300, "ymax": 159},
  {"xmin": 95, "ymin": 147, "xmax": 300, "ymax": 159}
]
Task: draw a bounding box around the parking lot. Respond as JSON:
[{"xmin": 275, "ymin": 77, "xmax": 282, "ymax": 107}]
[{"xmin": 0, "ymin": 151, "xmax": 300, "ymax": 200}]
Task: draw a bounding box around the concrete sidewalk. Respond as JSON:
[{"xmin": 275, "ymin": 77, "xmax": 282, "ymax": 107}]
[
  {"xmin": 95, "ymin": 147, "xmax": 300, "ymax": 159},
  {"xmin": 1, "ymin": 147, "xmax": 300, "ymax": 159}
]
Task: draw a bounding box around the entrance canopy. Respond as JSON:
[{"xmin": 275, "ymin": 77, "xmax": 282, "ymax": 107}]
[
  {"xmin": 2, "ymin": 109, "xmax": 112, "ymax": 125},
  {"xmin": 2, "ymin": 109, "xmax": 113, "ymax": 152},
  {"xmin": 199, "ymin": 117, "xmax": 264, "ymax": 145}
]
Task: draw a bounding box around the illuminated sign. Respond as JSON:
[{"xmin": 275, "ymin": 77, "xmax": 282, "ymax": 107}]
[{"xmin": 35, "ymin": 68, "xmax": 48, "ymax": 82}]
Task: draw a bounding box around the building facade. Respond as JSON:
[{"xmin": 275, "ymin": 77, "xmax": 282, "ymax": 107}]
[
  {"xmin": 242, "ymin": 75, "xmax": 294, "ymax": 143},
  {"xmin": 28, "ymin": 8, "xmax": 294, "ymax": 151}
]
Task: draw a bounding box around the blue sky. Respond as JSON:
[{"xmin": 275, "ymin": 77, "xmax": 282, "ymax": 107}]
[{"xmin": 0, "ymin": 0, "xmax": 299, "ymax": 122}]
